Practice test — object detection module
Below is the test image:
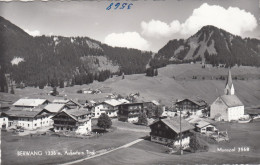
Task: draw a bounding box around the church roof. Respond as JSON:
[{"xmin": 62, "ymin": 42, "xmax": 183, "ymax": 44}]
[{"xmin": 220, "ymin": 95, "xmax": 244, "ymax": 107}]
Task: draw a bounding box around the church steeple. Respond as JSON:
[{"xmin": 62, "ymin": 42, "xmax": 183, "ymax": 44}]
[{"xmin": 224, "ymin": 69, "xmax": 235, "ymax": 95}]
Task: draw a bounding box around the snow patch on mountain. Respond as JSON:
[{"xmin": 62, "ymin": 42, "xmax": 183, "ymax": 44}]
[
  {"xmin": 11, "ymin": 57, "xmax": 24, "ymax": 65},
  {"xmin": 85, "ymin": 39, "xmax": 103, "ymax": 51}
]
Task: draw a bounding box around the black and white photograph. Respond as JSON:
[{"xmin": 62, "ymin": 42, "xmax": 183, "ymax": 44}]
[{"xmin": 0, "ymin": 0, "xmax": 260, "ymax": 164}]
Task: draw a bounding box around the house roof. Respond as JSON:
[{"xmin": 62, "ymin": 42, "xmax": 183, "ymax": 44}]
[
  {"xmin": 44, "ymin": 104, "xmax": 67, "ymax": 113},
  {"xmin": 104, "ymin": 99, "xmax": 122, "ymax": 107},
  {"xmin": 13, "ymin": 99, "xmax": 48, "ymax": 107},
  {"xmin": 151, "ymin": 100, "xmax": 160, "ymax": 106},
  {"xmin": 117, "ymin": 99, "xmax": 130, "ymax": 104},
  {"xmin": 66, "ymin": 109, "xmax": 91, "ymax": 117},
  {"xmin": 196, "ymin": 121, "xmax": 212, "ymax": 128},
  {"xmin": 52, "ymin": 99, "xmax": 70, "ymax": 104},
  {"xmin": 53, "ymin": 99, "xmax": 81, "ymax": 107},
  {"xmin": 4, "ymin": 110, "xmax": 40, "ymax": 118},
  {"xmin": 177, "ymin": 98, "xmax": 207, "ymax": 107},
  {"xmin": 151, "ymin": 117, "xmax": 194, "ymax": 133},
  {"xmin": 220, "ymin": 95, "xmax": 244, "ymax": 107}
]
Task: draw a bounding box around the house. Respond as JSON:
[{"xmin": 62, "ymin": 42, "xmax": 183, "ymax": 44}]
[
  {"xmin": 118, "ymin": 102, "xmax": 146, "ymax": 123},
  {"xmin": 52, "ymin": 99, "xmax": 81, "ymax": 109},
  {"xmin": 13, "ymin": 98, "xmax": 49, "ymax": 109},
  {"xmin": 210, "ymin": 70, "xmax": 244, "ymax": 121},
  {"xmin": 2, "ymin": 109, "xmax": 52, "ymax": 130},
  {"xmin": 175, "ymin": 98, "xmax": 208, "ymax": 116},
  {"xmin": 149, "ymin": 117, "xmax": 194, "ymax": 149},
  {"xmin": 92, "ymin": 99, "xmax": 125, "ymax": 118},
  {"xmin": 0, "ymin": 112, "xmax": 9, "ymax": 129},
  {"xmin": 52, "ymin": 109, "xmax": 92, "ymax": 135},
  {"xmin": 195, "ymin": 121, "xmax": 217, "ymax": 134},
  {"xmin": 245, "ymin": 108, "xmax": 260, "ymax": 119}
]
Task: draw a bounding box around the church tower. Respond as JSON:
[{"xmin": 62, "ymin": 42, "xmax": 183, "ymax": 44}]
[{"xmin": 224, "ymin": 69, "xmax": 235, "ymax": 95}]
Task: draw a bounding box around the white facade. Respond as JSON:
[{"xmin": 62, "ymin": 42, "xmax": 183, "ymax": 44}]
[
  {"xmin": 92, "ymin": 104, "xmax": 106, "ymax": 118},
  {"xmin": 92, "ymin": 103, "xmax": 118, "ymax": 118},
  {"xmin": 227, "ymin": 106, "xmax": 244, "ymax": 121},
  {"xmin": 211, "ymin": 98, "xmax": 244, "ymax": 122},
  {"xmin": 16, "ymin": 116, "xmax": 52, "ymax": 130},
  {"xmin": 75, "ymin": 119, "xmax": 92, "ymax": 135},
  {"xmin": 127, "ymin": 116, "xmax": 138, "ymax": 123},
  {"xmin": 0, "ymin": 117, "xmax": 9, "ymax": 128},
  {"xmin": 151, "ymin": 135, "xmax": 190, "ymax": 149}
]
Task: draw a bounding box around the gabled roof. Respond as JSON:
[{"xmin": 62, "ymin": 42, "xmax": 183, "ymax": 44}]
[
  {"xmin": 53, "ymin": 109, "xmax": 90, "ymax": 121},
  {"xmin": 195, "ymin": 121, "xmax": 212, "ymax": 128},
  {"xmin": 104, "ymin": 99, "xmax": 122, "ymax": 107},
  {"xmin": 3, "ymin": 110, "xmax": 40, "ymax": 118},
  {"xmin": 150, "ymin": 117, "xmax": 194, "ymax": 134},
  {"xmin": 66, "ymin": 109, "xmax": 91, "ymax": 117},
  {"xmin": 176, "ymin": 98, "xmax": 207, "ymax": 107},
  {"xmin": 44, "ymin": 104, "xmax": 67, "ymax": 113},
  {"xmin": 220, "ymin": 95, "xmax": 244, "ymax": 107},
  {"xmin": 13, "ymin": 98, "xmax": 48, "ymax": 107},
  {"xmin": 52, "ymin": 99, "xmax": 81, "ymax": 107}
]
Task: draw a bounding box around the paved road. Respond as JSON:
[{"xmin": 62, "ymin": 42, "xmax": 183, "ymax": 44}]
[{"xmin": 59, "ymin": 139, "xmax": 144, "ymax": 165}]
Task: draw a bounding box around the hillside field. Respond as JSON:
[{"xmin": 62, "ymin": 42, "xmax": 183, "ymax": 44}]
[{"xmin": 1, "ymin": 63, "xmax": 260, "ymax": 107}]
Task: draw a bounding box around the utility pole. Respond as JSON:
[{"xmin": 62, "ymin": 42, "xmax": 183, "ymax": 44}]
[{"xmin": 180, "ymin": 107, "xmax": 183, "ymax": 155}]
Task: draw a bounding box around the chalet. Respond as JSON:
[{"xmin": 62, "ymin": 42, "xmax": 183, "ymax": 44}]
[
  {"xmin": 149, "ymin": 117, "xmax": 194, "ymax": 149},
  {"xmin": 175, "ymin": 98, "xmax": 208, "ymax": 116},
  {"xmin": 13, "ymin": 98, "xmax": 49, "ymax": 109},
  {"xmin": 195, "ymin": 121, "xmax": 217, "ymax": 134},
  {"xmin": 92, "ymin": 99, "xmax": 125, "ymax": 118},
  {"xmin": 2, "ymin": 110, "xmax": 52, "ymax": 130},
  {"xmin": 118, "ymin": 102, "xmax": 146, "ymax": 123},
  {"xmin": 52, "ymin": 109, "xmax": 92, "ymax": 135},
  {"xmin": 211, "ymin": 70, "xmax": 244, "ymax": 121},
  {"xmin": 52, "ymin": 99, "xmax": 81, "ymax": 109}
]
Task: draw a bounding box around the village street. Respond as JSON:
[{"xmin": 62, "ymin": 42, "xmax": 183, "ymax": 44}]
[{"xmin": 59, "ymin": 138, "xmax": 144, "ymax": 165}]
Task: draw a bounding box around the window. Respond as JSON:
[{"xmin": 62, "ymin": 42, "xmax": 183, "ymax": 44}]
[
  {"xmin": 35, "ymin": 124, "xmax": 37, "ymax": 126},
  {"xmin": 28, "ymin": 124, "xmax": 30, "ymax": 127},
  {"xmin": 3, "ymin": 118, "xmax": 5, "ymax": 121}
]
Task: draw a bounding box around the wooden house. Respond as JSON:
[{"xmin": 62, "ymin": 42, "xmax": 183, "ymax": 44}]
[
  {"xmin": 118, "ymin": 102, "xmax": 146, "ymax": 123},
  {"xmin": 149, "ymin": 117, "xmax": 194, "ymax": 149},
  {"xmin": 175, "ymin": 98, "xmax": 208, "ymax": 116},
  {"xmin": 195, "ymin": 121, "xmax": 217, "ymax": 134},
  {"xmin": 52, "ymin": 109, "xmax": 92, "ymax": 135}
]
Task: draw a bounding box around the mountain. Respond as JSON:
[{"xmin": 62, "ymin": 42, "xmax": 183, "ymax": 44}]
[
  {"xmin": 0, "ymin": 16, "xmax": 152, "ymax": 89},
  {"xmin": 150, "ymin": 25, "xmax": 260, "ymax": 68}
]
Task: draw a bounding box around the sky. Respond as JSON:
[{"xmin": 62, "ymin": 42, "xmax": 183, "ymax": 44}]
[{"xmin": 0, "ymin": 0, "xmax": 259, "ymax": 52}]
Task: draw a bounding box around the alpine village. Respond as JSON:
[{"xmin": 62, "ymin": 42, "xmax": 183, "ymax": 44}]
[{"xmin": 0, "ymin": 16, "xmax": 260, "ymax": 165}]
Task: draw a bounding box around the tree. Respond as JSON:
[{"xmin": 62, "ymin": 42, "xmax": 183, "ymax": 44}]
[
  {"xmin": 138, "ymin": 112, "xmax": 148, "ymax": 125},
  {"xmin": 154, "ymin": 105, "xmax": 164, "ymax": 118},
  {"xmin": 51, "ymin": 87, "xmax": 59, "ymax": 96},
  {"xmin": 59, "ymin": 79, "xmax": 64, "ymax": 88},
  {"xmin": 97, "ymin": 113, "xmax": 112, "ymax": 130},
  {"xmin": 154, "ymin": 69, "xmax": 158, "ymax": 76},
  {"xmin": 10, "ymin": 85, "xmax": 15, "ymax": 94}
]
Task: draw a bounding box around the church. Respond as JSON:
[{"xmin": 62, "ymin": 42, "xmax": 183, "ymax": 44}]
[{"xmin": 210, "ymin": 70, "xmax": 244, "ymax": 121}]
